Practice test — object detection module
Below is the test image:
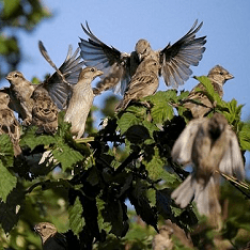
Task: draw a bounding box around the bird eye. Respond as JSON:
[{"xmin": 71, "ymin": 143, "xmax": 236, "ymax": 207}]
[
  {"xmin": 43, "ymin": 225, "xmax": 46, "ymax": 229},
  {"xmin": 14, "ymin": 73, "xmax": 18, "ymax": 78},
  {"xmin": 219, "ymin": 72, "xmax": 224, "ymax": 75},
  {"xmin": 91, "ymin": 68, "xmax": 95, "ymax": 72}
]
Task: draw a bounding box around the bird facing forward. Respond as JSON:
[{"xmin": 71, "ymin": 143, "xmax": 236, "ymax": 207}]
[
  {"xmin": 171, "ymin": 113, "xmax": 245, "ymax": 221},
  {"xmin": 34, "ymin": 222, "xmax": 67, "ymax": 250},
  {"xmin": 64, "ymin": 67, "xmax": 103, "ymax": 138},
  {"xmin": 0, "ymin": 92, "xmax": 21, "ymax": 156},
  {"xmin": 79, "ymin": 20, "xmax": 206, "ymax": 95},
  {"xmin": 184, "ymin": 65, "xmax": 234, "ymax": 118}
]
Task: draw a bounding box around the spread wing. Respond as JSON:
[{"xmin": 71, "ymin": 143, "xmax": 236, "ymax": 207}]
[
  {"xmin": 171, "ymin": 118, "xmax": 203, "ymax": 165},
  {"xmin": 159, "ymin": 20, "xmax": 207, "ymax": 88},
  {"xmin": 39, "ymin": 41, "xmax": 84, "ymax": 110},
  {"xmin": 79, "ymin": 22, "xmax": 134, "ymax": 95}
]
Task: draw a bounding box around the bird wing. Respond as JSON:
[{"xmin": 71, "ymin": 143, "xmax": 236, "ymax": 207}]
[
  {"xmin": 79, "ymin": 22, "xmax": 132, "ymax": 94},
  {"xmin": 159, "ymin": 20, "xmax": 206, "ymax": 88},
  {"xmin": 39, "ymin": 42, "xmax": 84, "ymax": 110},
  {"xmin": 171, "ymin": 118, "xmax": 203, "ymax": 165},
  {"xmin": 219, "ymin": 128, "xmax": 245, "ymax": 181}
]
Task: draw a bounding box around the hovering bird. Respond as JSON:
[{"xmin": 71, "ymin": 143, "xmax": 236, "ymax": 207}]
[
  {"xmin": 34, "ymin": 222, "xmax": 68, "ymax": 250},
  {"xmin": 0, "ymin": 92, "xmax": 21, "ymax": 156},
  {"xmin": 116, "ymin": 58, "xmax": 160, "ymax": 110},
  {"xmin": 64, "ymin": 66, "xmax": 103, "ymax": 138},
  {"xmin": 3, "ymin": 41, "xmax": 84, "ymax": 127},
  {"xmin": 183, "ymin": 65, "xmax": 234, "ymax": 118},
  {"xmin": 171, "ymin": 113, "xmax": 245, "ymax": 220},
  {"xmin": 79, "ymin": 20, "xmax": 206, "ymax": 95}
]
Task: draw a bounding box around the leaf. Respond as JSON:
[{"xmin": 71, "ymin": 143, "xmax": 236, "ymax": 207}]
[
  {"xmin": 125, "ymin": 125, "xmax": 151, "ymax": 144},
  {"xmin": 156, "ymin": 189, "xmax": 174, "ymax": 220},
  {"xmin": 68, "ymin": 197, "xmax": 85, "ymax": 236},
  {"xmin": 239, "ymin": 122, "xmax": 250, "ymax": 151},
  {"xmin": 51, "ymin": 143, "xmax": 84, "ymax": 171},
  {"xmin": 0, "ymin": 184, "xmax": 25, "ymax": 233},
  {"xmin": 0, "ymin": 161, "xmax": 17, "ymax": 202},
  {"xmin": 20, "ymin": 126, "xmax": 56, "ymax": 150},
  {"xmin": 0, "ymin": 134, "xmax": 14, "ymax": 167},
  {"xmin": 2, "ymin": 0, "xmax": 20, "ymax": 18},
  {"xmin": 117, "ymin": 113, "xmax": 140, "ymax": 134}
]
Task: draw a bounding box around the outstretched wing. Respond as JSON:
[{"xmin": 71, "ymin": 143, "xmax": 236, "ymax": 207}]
[
  {"xmin": 79, "ymin": 22, "xmax": 134, "ymax": 95},
  {"xmin": 39, "ymin": 42, "xmax": 84, "ymax": 110},
  {"xmin": 160, "ymin": 20, "xmax": 207, "ymax": 88}
]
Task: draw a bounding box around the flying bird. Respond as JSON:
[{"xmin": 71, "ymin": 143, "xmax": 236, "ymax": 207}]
[
  {"xmin": 34, "ymin": 222, "xmax": 67, "ymax": 250},
  {"xmin": 116, "ymin": 58, "xmax": 160, "ymax": 110},
  {"xmin": 79, "ymin": 19, "xmax": 206, "ymax": 95},
  {"xmin": 0, "ymin": 92, "xmax": 21, "ymax": 156},
  {"xmin": 171, "ymin": 113, "xmax": 245, "ymax": 220},
  {"xmin": 64, "ymin": 66, "xmax": 103, "ymax": 138},
  {"xmin": 183, "ymin": 65, "xmax": 234, "ymax": 118}
]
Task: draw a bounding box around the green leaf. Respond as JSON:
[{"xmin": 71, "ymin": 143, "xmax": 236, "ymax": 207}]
[
  {"xmin": 238, "ymin": 122, "xmax": 250, "ymax": 151},
  {"xmin": 0, "ymin": 134, "xmax": 14, "ymax": 167},
  {"xmin": 117, "ymin": 113, "xmax": 140, "ymax": 134},
  {"xmin": 0, "ymin": 161, "xmax": 17, "ymax": 202},
  {"xmin": 51, "ymin": 143, "xmax": 84, "ymax": 171},
  {"xmin": 2, "ymin": 0, "xmax": 20, "ymax": 18},
  {"xmin": 68, "ymin": 197, "xmax": 85, "ymax": 236}
]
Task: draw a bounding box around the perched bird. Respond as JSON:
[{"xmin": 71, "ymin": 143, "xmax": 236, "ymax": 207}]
[
  {"xmin": 64, "ymin": 67, "xmax": 103, "ymax": 138},
  {"xmin": 3, "ymin": 41, "xmax": 84, "ymax": 127},
  {"xmin": 0, "ymin": 92, "xmax": 21, "ymax": 156},
  {"xmin": 152, "ymin": 225, "xmax": 174, "ymax": 250},
  {"xmin": 171, "ymin": 113, "xmax": 245, "ymax": 220},
  {"xmin": 116, "ymin": 58, "xmax": 160, "ymax": 110},
  {"xmin": 31, "ymin": 86, "xmax": 58, "ymax": 135},
  {"xmin": 79, "ymin": 20, "xmax": 206, "ymax": 95},
  {"xmin": 5, "ymin": 71, "xmax": 35, "ymax": 125},
  {"xmin": 183, "ymin": 65, "xmax": 234, "ymax": 118},
  {"xmin": 34, "ymin": 222, "xmax": 67, "ymax": 250}
]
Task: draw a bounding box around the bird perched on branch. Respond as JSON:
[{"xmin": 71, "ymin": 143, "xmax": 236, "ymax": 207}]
[
  {"xmin": 152, "ymin": 225, "xmax": 174, "ymax": 250},
  {"xmin": 183, "ymin": 65, "xmax": 234, "ymax": 118},
  {"xmin": 116, "ymin": 58, "xmax": 160, "ymax": 110},
  {"xmin": 79, "ymin": 19, "xmax": 206, "ymax": 95},
  {"xmin": 3, "ymin": 41, "xmax": 84, "ymax": 129},
  {"xmin": 34, "ymin": 222, "xmax": 68, "ymax": 250},
  {"xmin": 171, "ymin": 113, "xmax": 245, "ymax": 222},
  {"xmin": 0, "ymin": 92, "xmax": 21, "ymax": 156},
  {"xmin": 64, "ymin": 66, "xmax": 103, "ymax": 138}
]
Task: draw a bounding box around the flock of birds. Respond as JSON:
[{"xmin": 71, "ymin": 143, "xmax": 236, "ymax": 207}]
[{"xmin": 0, "ymin": 19, "xmax": 246, "ymax": 249}]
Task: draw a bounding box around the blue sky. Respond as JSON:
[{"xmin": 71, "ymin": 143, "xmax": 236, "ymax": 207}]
[{"xmin": 1, "ymin": 1, "xmax": 250, "ymax": 166}]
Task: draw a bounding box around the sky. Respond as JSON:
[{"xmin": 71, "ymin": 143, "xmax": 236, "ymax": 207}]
[{"xmin": 1, "ymin": 1, "xmax": 250, "ymax": 165}]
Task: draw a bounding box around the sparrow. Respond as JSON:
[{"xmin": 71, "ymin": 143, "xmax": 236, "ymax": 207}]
[
  {"xmin": 31, "ymin": 85, "xmax": 58, "ymax": 135},
  {"xmin": 34, "ymin": 222, "xmax": 67, "ymax": 250},
  {"xmin": 0, "ymin": 92, "xmax": 21, "ymax": 156},
  {"xmin": 116, "ymin": 58, "xmax": 160, "ymax": 110},
  {"xmin": 183, "ymin": 65, "xmax": 234, "ymax": 118},
  {"xmin": 5, "ymin": 71, "xmax": 35, "ymax": 125},
  {"xmin": 79, "ymin": 19, "xmax": 206, "ymax": 95},
  {"xmin": 171, "ymin": 113, "xmax": 245, "ymax": 219},
  {"xmin": 3, "ymin": 41, "xmax": 84, "ymax": 127},
  {"xmin": 152, "ymin": 225, "xmax": 174, "ymax": 250},
  {"xmin": 64, "ymin": 66, "xmax": 103, "ymax": 138}
]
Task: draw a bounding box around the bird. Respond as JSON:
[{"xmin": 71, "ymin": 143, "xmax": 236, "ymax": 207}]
[
  {"xmin": 78, "ymin": 19, "xmax": 206, "ymax": 95},
  {"xmin": 183, "ymin": 65, "xmax": 234, "ymax": 118},
  {"xmin": 116, "ymin": 58, "xmax": 160, "ymax": 110},
  {"xmin": 3, "ymin": 41, "xmax": 84, "ymax": 127},
  {"xmin": 152, "ymin": 225, "xmax": 174, "ymax": 250},
  {"xmin": 31, "ymin": 85, "xmax": 58, "ymax": 135},
  {"xmin": 0, "ymin": 92, "xmax": 21, "ymax": 156},
  {"xmin": 34, "ymin": 222, "xmax": 67, "ymax": 250},
  {"xmin": 5, "ymin": 71, "xmax": 35, "ymax": 125},
  {"xmin": 64, "ymin": 66, "xmax": 103, "ymax": 139},
  {"xmin": 171, "ymin": 113, "xmax": 245, "ymax": 220}
]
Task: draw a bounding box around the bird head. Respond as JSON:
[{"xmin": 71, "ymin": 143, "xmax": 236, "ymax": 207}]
[
  {"xmin": 135, "ymin": 39, "xmax": 152, "ymax": 61},
  {"xmin": 34, "ymin": 222, "xmax": 58, "ymax": 243},
  {"xmin": 0, "ymin": 92, "xmax": 10, "ymax": 106},
  {"xmin": 78, "ymin": 67, "xmax": 103, "ymax": 82},
  {"xmin": 208, "ymin": 65, "xmax": 234, "ymax": 86},
  {"xmin": 5, "ymin": 71, "xmax": 26, "ymax": 85}
]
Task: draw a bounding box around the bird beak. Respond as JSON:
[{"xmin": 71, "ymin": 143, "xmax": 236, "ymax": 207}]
[
  {"xmin": 138, "ymin": 53, "xmax": 142, "ymax": 62},
  {"xmin": 5, "ymin": 75, "xmax": 12, "ymax": 81},
  {"xmin": 94, "ymin": 70, "xmax": 103, "ymax": 78},
  {"xmin": 227, "ymin": 73, "xmax": 234, "ymax": 80}
]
